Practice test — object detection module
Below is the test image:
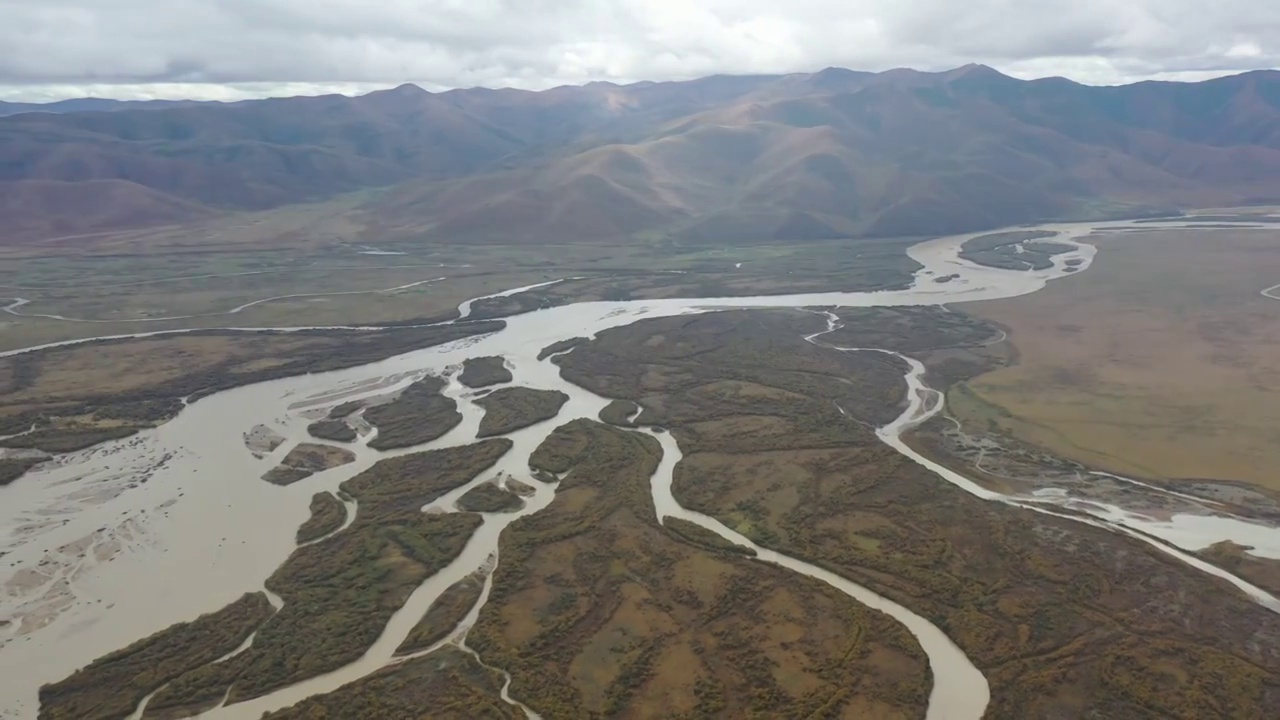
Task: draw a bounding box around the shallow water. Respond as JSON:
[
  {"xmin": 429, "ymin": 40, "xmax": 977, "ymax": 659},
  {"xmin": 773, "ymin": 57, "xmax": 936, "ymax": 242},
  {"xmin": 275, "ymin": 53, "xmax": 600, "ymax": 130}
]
[{"xmin": 1, "ymin": 217, "xmax": 1276, "ymax": 718}]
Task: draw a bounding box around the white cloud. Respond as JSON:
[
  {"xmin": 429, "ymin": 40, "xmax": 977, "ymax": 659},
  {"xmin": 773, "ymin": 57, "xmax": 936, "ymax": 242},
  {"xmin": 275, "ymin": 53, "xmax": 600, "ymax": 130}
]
[{"xmin": 0, "ymin": 0, "xmax": 1277, "ymax": 101}]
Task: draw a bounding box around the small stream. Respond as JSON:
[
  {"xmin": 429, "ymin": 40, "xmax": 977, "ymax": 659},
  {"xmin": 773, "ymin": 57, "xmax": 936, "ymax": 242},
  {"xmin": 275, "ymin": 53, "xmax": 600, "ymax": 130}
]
[{"xmin": 2, "ymin": 217, "xmax": 1278, "ymax": 718}]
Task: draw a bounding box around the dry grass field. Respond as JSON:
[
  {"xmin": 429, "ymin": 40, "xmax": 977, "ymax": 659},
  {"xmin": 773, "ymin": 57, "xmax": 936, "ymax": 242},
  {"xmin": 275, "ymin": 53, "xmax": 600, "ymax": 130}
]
[{"xmin": 959, "ymin": 227, "xmax": 1280, "ymax": 489}]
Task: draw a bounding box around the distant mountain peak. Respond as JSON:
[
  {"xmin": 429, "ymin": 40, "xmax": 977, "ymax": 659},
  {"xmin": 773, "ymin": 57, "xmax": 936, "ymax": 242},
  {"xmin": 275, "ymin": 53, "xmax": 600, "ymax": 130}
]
[
  {"xmin": 944, "ymin": 63, "xmax": 1011, "ymax": 80},
  {"xmin": 806, "ymin": 66, "xmax": 873, "ymax": 91},
  {"xmin": 361, "ymin": 82, "xmax": 431, "ymax": 106},
  {"xmin": 386, "ymin": 83, "xmax": 428, "ymax": 95},
  {"xmin": 815, "ymin": 66, "xmax": 864, "ymax": 78}
]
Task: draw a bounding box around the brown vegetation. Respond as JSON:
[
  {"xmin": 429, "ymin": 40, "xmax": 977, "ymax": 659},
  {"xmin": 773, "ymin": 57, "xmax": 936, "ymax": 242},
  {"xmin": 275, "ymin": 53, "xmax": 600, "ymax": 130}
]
[
  {"xmin": 0, "ymin": 425, "xmax": 141, "ymax": 454},
  {"xmin": 296, "ymin": 492, "xmax": 348, "ymax": 544},
  {"xmin": 819, "ymin": 306, "xmax": 1000, "ymax": 354},
  {"xmin": 598, "ymin": 399, "xmax": 639, "ymax": 426},
  {"xmin": 475, "ymin": 387, "xmax": 569, "ymax": 437},
  {"xmin": 459, "ymin": 356, "xmax": 512, "ymax": 388},
  {"xmin": 263, "ymin": 646, "xmax": 522, "ymax": 720},
  {"xmin": 38, "ymin": 593, "xmax": 273, "ymax": 720},
  {"xmin": 395, "ymin": 571, "xmax": 487, "ymax": 656},
  {"xmin": 662, "ymin": 517, "xmax": 756, "ymax": 557},
  {"xmin": 261, "ymin": 443, "xmax": 355, "ymax": 486},
  {"xmin": 471, "ymin": 419, "xmax": 931, "ymax": 719},
  {"xmin": 1197, "ymin": 541, "xmax": 1280, "ymax": 597},
  {"xmin": 959, "ymin": 230, "xmax": 1062, "ymax": 270},
  {"xmin": 506, "ymin": 477, "xmax": 536, "ymax": 497},
  {"xmin": 556, "ymin": 308, "xmax": 1280, "ymax": 717},
  {"xmin": 457, "ymin": 482, "xmax": 524, "ymax": 513},
  {"xmin": 327, "ymin": 400, "xmax": 365, "ymax": 418},
  {"xmin": 537, "ymin": 337, "xmax": 587, "ymax": 360},
  {"xmin": 305, "ymin": 419, "xmax": 356, "ymax": 443},
  {"xmin": 365, "ymin": 376, "xmax": 462, "ymax": 450},
  {"xmin": 304, "ymin": 401, "xmax": 365, "ymax": 442},
  {"xmin": 0, "ymin": 456, "xmax": 42, "ymax": 485}
]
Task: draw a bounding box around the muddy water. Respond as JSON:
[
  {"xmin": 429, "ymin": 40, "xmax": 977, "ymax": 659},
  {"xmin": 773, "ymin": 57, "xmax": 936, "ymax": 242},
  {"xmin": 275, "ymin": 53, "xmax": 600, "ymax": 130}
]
[{"xmin": 0, "ymin": 217, "xmax": 1271, "ymax": 718}]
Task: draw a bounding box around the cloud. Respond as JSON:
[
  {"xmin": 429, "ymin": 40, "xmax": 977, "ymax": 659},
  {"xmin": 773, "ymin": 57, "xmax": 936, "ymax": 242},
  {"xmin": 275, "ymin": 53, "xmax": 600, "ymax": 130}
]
[{"xmin": 0, "ymin": 0, "xmax": 1278, "ymax": 101}]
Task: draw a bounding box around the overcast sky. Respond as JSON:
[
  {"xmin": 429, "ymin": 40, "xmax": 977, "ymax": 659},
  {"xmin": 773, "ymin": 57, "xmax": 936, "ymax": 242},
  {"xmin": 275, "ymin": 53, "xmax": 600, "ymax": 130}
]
[{"xmin": 2, "ymin": 0, "xmax": 1278, "ymax": 102}]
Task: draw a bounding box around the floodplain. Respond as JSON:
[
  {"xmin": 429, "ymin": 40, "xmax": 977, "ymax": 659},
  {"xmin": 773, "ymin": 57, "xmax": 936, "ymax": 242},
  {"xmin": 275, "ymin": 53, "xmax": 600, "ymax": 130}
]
[{"xmin": 960, "ymin": 226, "xmax": 1280, "ymax": 490}]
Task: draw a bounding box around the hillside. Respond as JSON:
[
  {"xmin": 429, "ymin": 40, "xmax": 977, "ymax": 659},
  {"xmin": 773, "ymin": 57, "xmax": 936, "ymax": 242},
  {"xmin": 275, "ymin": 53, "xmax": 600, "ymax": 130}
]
[{"xmin": 5, "ymin": 66, "xmax": 1280, "ymax": 244}]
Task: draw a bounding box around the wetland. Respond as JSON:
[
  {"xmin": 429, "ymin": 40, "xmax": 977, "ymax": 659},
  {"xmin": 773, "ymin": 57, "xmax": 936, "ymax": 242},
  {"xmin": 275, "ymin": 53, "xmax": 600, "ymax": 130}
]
[{"xmin": 5, "ymin": 216, "xmax": 1280, "ymax": 719}]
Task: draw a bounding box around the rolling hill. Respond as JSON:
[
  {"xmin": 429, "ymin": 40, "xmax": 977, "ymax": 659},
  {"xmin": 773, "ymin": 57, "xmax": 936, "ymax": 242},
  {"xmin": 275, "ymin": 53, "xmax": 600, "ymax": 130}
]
[
  {"xmin": 0, "ymin": 98, "xmax": 204, "ymax": 117},
  {"xmin": 5, "ymin": 65, "xmax": 1280, "ymax": 245}
]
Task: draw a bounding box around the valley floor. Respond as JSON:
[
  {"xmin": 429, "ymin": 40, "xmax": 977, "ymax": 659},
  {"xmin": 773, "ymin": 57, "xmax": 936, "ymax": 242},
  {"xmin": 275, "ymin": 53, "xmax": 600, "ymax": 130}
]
[
  {"xmin": 960, "ymin": 222, "xmax": 1280, "ymax": 490},
  {"xmin": 5, "ymin": 214, "xmax": 1280, "ymax": 719}
]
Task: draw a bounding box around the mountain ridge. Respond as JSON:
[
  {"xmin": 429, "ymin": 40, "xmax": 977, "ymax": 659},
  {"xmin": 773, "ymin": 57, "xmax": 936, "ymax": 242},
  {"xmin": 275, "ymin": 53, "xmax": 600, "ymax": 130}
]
[{"xmin": 4, "ymin": 65, "xmax": 1280, "ymax": 245}]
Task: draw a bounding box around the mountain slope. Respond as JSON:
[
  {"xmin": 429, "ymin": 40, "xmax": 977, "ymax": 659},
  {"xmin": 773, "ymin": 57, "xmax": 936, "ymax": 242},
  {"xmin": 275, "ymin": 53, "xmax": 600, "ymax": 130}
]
[
  {"xmin": 361, "ymin": 70, "xmax": 1280, "ymax": 242},
  {"xmin": 0, "ymin": 98, "xmax": 204, "ymax": 117},
  {"xmin": 0, "ymin": 179, "xmax": 216, "ymax": 241},
  {"xmin": 5, "ymin": 66, "xmax": 1280, "ymax": 244}
]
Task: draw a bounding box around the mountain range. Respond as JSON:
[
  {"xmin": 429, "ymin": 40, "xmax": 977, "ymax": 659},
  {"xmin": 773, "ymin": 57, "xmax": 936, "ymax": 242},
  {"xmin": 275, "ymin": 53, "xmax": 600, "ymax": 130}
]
[{"xmin": 5, "ymin": 65, "xmax": 1280, "ymax": 245}]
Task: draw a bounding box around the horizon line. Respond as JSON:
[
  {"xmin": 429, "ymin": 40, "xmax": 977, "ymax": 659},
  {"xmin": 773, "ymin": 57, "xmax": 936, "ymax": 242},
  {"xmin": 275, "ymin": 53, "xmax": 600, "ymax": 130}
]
[{"xmin": 2, "ymin": 63, "xmax": 1277, "ymax": 106}]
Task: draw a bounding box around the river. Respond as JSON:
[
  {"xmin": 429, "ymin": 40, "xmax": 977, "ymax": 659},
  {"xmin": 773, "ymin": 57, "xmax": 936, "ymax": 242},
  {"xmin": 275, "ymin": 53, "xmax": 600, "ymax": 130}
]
[{"xmin": 1, "ymin": 217, "xmax": 1276, "ymax": 719}]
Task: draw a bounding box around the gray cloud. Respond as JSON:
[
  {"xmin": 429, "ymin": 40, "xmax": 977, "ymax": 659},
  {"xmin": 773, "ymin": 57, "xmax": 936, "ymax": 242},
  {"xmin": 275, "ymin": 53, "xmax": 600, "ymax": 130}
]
[{"xmin": 1, "ymin": 0, "xmax": 1278, "ymax": 101}]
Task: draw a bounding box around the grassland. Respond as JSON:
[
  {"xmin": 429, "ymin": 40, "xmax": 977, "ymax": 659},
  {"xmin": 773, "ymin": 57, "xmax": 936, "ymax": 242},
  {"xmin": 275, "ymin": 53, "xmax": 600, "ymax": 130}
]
[
  {"xmin": 470, "ymin": 418, "xmax": 931, "ymax": 719},
  {"xmin": 296, "ymin": 492, "xmax": 348, "ymax": 544},
  {"xmin": 365, "ymin": 376, "xmax": 461, "ymax": 450},
  {"xmin": 458, "ymin": 356, "xmax": 512, "ymax": 388},
  {"xmin": 38, "ymin": 593, "xmax": 274, "ymax": 720},
  {"xmin": 959, "ymin": 227, "xmax": 1280, "ymax": 489},
  {"xmin": 474, "ymin": 387, "xmax": 569, "ymax": 438},
  {"xmin": 556, "ymin": 308, "xmax": 1280, "ymax": 718}
]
